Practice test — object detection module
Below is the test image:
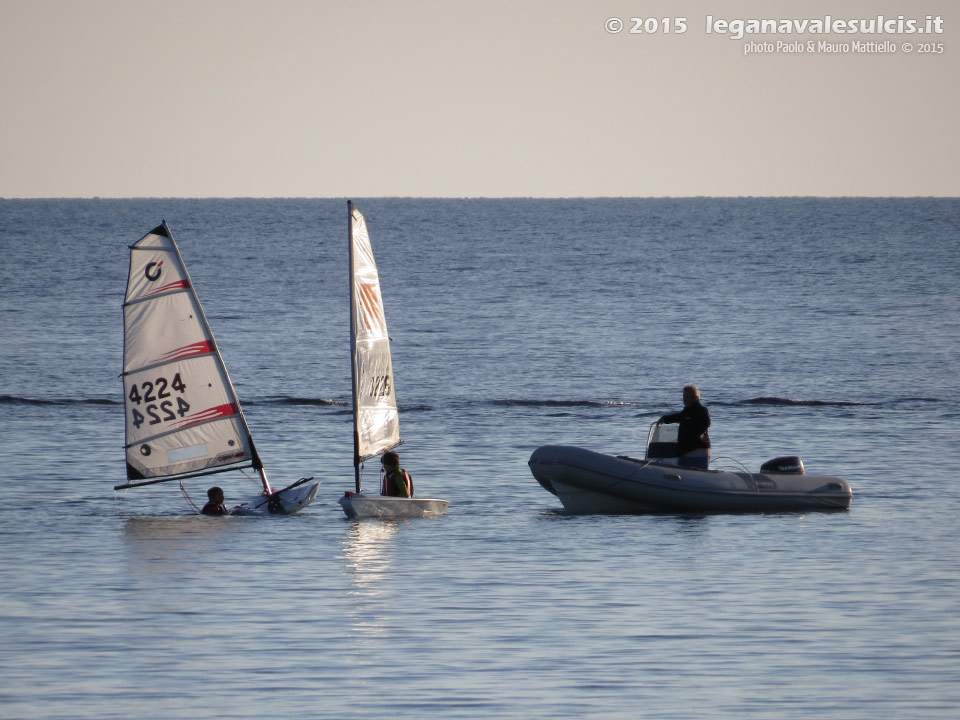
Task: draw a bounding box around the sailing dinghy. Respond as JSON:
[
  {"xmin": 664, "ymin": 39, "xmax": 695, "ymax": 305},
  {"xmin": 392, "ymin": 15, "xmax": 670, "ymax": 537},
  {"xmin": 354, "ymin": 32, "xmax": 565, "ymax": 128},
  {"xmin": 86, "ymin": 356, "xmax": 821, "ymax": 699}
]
[
  {"xmin": 338, "ymin": 202, "xmax": 449, "ymax": 520},
  {"xmin": 114, "ymin": 222, "xmax": 320, "ymax": 515}
]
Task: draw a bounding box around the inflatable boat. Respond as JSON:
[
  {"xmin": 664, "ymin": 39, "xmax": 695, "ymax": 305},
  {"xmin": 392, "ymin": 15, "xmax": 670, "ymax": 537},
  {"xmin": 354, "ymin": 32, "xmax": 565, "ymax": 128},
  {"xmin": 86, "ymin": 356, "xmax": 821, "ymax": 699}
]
[{"xmin": 528, "ymin": 423, "xmax": 852, "ymax": 514}]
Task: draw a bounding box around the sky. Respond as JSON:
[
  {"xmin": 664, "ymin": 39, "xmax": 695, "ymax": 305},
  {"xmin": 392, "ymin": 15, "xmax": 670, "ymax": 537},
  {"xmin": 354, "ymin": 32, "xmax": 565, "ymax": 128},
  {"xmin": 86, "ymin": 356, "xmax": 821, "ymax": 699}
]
[{"xmin": 0, "ymin": 0, "xmax": 957, "ymax": 198}]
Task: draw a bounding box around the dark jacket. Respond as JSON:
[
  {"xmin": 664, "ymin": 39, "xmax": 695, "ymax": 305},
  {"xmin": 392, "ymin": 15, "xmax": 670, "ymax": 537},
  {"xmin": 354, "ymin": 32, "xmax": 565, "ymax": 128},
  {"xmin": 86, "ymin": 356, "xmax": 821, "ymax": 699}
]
[{"xmin": 661, "ymin": 402, "xmax": 711, "ymax": 455}]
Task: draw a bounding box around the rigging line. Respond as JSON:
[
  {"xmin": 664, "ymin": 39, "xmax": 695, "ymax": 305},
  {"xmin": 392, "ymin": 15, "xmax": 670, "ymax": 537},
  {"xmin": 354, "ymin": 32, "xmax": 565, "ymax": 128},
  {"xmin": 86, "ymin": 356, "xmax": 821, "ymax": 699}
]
[{"xmin": 179, "ymin": 481, "xmax": 201, "ymax": 514}]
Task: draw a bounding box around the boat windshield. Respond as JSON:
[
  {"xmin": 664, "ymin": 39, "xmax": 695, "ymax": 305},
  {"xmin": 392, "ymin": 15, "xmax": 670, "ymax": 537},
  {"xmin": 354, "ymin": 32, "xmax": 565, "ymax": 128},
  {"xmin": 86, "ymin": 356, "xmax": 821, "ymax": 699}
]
[{"xmin": 646, "ymin": 422, "xmax": 680, "ymax": 460}]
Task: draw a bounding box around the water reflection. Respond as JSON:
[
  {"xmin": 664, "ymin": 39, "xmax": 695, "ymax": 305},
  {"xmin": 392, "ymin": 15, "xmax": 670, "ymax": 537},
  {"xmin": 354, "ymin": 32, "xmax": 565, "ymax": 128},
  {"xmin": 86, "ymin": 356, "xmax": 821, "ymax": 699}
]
[
  {"xmin": 122, "ymin": 515, "xmax": 238, "ymax": 579},
  {"xmin": 341, "ymin": 520, "xmax": 400, "ymax": 591},
  {"xmin": 540, "ymin": 508, "xmax": 713, "ymax": 538},
  {"xmin": 339, "ymin": 520, "xmax": 402, "ymax": 638}
]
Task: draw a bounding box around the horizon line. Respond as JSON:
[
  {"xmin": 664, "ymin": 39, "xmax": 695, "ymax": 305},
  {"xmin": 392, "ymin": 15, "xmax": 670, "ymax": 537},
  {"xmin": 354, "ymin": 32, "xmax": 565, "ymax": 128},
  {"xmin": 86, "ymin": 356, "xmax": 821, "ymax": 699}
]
[{"xmin": 3, "ymin": 194, "xmax": 959, "ymax": 201}]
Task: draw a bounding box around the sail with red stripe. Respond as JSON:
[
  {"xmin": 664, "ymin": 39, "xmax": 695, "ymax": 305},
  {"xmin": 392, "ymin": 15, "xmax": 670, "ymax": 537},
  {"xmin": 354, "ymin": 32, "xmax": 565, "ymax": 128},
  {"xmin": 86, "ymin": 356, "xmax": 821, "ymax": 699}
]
[
  {"xmin": 121, "ymin": 223, "xmax": 258, "ymax": 482},
  {"xmin": 349, "ymin": 203, "xmax": 401, "ymax": 464}
]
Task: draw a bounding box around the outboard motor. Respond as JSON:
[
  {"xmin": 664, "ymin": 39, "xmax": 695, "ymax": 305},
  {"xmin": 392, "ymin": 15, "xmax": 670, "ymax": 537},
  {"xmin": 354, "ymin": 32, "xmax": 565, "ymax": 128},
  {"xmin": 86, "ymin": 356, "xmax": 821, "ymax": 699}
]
[{"xmin": 761, "ymin": 456, "xmax": 805, "ymax": 475}]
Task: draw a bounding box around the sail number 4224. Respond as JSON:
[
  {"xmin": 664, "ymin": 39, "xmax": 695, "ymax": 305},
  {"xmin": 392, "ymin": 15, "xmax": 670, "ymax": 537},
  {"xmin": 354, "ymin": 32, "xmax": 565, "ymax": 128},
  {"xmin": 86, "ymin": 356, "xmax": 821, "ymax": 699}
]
[{"xmin": 128, "ymin": 373, "xmax": 190, "ymax": 429}]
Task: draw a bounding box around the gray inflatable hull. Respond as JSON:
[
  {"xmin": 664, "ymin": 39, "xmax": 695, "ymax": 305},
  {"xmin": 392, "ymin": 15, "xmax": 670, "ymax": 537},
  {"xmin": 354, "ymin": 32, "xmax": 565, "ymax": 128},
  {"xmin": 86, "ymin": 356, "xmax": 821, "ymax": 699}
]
[{"xmin": 529, "ymin": 445, "xmax": 851, "ymax": 514}]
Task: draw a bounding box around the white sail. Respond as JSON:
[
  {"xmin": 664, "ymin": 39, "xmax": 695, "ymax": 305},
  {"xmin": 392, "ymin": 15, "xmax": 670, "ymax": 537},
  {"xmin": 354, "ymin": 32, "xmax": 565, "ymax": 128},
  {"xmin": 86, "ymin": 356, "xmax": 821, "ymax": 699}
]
[
  {"xmin": 349, "ymin": 203, "xmax": 401, "ymax": 462},
  {"xmin": 339, "ymin": 203, "xmax": 450, "ymax": 518},
  {"xmin": 121, "ymin": 223, "xmax": 258, "ymax": 483}
]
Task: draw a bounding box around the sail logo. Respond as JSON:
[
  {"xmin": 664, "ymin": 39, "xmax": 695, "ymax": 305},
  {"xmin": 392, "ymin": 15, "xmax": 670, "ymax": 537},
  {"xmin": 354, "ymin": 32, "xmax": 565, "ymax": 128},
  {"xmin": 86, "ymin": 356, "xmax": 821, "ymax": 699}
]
[
  {"xmin": 141, "ymin": 258, "xmax": 192, "ymax": 298},
  {"xmin": 145, "ymin": 260, "xmax": 163, "ymax": 281},
  {"xmin": 357, "ymin": 281, "xmax": 387, "ymax": 334},
  {"xmin": 215, "ymin": 450, "xmax": 246, "ymax": 463}
]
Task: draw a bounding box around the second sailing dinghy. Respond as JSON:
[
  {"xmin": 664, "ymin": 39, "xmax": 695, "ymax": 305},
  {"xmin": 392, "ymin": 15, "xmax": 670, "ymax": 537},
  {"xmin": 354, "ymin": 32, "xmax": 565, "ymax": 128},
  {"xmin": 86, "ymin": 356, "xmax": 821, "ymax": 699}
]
[
  {"xmin": 114, "ymin": 222, "xmax": 320, "ymax": 515},
  {"xmin": 338, "ymin": 202, "xmax": 449, "ymax": 520}
]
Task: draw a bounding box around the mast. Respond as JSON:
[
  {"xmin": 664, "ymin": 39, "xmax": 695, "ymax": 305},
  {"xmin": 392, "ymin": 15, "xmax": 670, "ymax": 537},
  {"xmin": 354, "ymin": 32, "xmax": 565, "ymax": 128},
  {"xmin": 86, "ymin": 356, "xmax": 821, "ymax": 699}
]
[
  {"xmin": 347, "ymin": 202, "xmax": 403, "ymax": 493},
  {"xmin": 159, "ymin": 222, "xmax": 272, "ymax": 496},
  {"xmin": 348, "ymin": 201, "xmax": 362, "ymax": 492}
]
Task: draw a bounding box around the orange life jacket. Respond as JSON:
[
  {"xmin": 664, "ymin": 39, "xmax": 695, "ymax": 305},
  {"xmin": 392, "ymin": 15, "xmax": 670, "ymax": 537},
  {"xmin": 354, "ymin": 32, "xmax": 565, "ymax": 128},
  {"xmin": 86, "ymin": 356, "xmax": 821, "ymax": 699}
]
[{"xmin": 381, "ymin": 468, "xmax": 413, "ymax": 497}]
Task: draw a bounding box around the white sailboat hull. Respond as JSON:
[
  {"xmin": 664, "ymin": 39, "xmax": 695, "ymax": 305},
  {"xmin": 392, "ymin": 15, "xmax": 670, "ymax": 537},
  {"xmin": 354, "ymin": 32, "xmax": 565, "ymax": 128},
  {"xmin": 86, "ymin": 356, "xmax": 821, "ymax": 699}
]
[
  {"xmin": 232, "ymin": 480, "xmax": 321, "ymax": 516},
  {"xmin": 338, "ymin": 493, "xmax": 449, "ymax": 519}
]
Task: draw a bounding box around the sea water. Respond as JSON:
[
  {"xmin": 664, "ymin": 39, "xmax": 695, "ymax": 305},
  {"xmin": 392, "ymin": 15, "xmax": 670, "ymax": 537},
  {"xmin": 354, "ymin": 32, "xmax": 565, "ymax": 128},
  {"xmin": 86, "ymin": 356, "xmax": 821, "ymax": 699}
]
[{"xmin": 0, "ymin": 198, "xmax": 958, "ymax": 719}]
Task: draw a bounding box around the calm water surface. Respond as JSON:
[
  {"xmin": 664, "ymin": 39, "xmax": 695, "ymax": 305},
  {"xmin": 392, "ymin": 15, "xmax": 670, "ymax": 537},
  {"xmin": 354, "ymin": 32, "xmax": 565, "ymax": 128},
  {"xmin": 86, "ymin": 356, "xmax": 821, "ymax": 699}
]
[{"xmin": 1, "ymin": 198, "xmax": 958, "ymax": 719}]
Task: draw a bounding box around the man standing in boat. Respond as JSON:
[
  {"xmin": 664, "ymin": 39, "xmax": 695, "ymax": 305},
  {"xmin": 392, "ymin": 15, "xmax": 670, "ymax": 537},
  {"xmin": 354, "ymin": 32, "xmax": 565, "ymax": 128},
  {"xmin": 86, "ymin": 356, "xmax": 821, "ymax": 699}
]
[
  {"xmin": 658, "ymin": 384, "xmax": 711, "ymax": 470},
  {"xmin": 380, "ymin": 451, "xmax": 414, "ymax": 497}
]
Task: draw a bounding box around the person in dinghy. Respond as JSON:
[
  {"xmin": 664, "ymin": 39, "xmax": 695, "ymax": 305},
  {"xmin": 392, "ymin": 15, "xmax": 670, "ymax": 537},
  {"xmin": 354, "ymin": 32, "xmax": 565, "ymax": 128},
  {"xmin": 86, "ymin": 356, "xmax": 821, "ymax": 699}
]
[
  {"xmin": 657, "ymin": 384, "xmax": 712, "ymax": 470},
  {"xmin": 380, "ymin": 451, "xmax": 414, "ymax": 498}
]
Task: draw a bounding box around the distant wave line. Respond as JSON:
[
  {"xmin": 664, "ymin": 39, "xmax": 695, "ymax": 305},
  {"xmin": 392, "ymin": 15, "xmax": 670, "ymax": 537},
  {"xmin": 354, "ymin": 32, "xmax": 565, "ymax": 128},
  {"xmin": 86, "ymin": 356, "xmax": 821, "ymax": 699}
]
[
  {"xmin": 493, "ymin": 397, "xmax": 870, "ymax": 409},
  {"xmin": 250, "ymin": 396, "xmax": 348, "ymax": 407},
  {"xmin": 252, "ymin": 397, "xmax": 434, "ymax": 412},
  {"xmin": 0, "ymin": 395, "xmax": 121, "ymax": 406},
  {"xmin": 493, "ymin": 399, "xmax": 635, "ymax": 408},
  {"xmin": 0, "ymin": 394, "xmax": 350, "ymax": 408},
  {"xmin": 491, "ymin": 396, "xmax": 942, "ymax": 410},
  {"xmin": 714, "ymin": 396, "xmax": 941, "ymax": 408},
  {"xmin": 0, "ymin": 394, "xmax": 941, "ymax": 411},
  {"xmin": 732, "ymin": 397, "xmax": 867, "ymax": 407}
]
